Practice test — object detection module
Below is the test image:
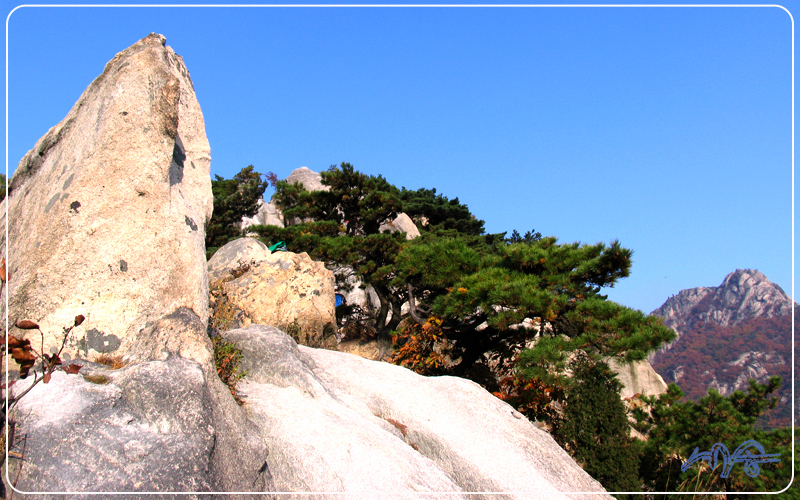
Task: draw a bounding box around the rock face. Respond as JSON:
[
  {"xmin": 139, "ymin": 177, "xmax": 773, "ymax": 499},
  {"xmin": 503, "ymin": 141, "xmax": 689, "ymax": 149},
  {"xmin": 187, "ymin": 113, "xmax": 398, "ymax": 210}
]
[
  {"xmin": 208, "ymin": 238, "xmax": 337, "ymax": 348},
  {"xmin": 651, "ymin": 269, "xmax": 793, "ymax": 341},
  {"xmin": 380, "ymin": 211, "xmax": 421, "ymax": 239},
  {"xmin": 607, "ymin": 359, "xmax": 668, "ymax": 399},
  {"xmin": 286, "ymin": 166, "xmax": 330, "ymax": 192},
  {"xmin": 1, "ymin": 35, "xmax": 269, "ymax": 498},
  {"xmin": 223, "ymin": 324, "xmax": 612, "ymax": 499},
  {"xmin": 333, "ymin": 264, "xmax": 381, "ymax": 313},
  {"xmin": 8, "ymin": 309, "xmax": 271, "ymax": 497},
  {"xmin": 207, "ymin": 237, "xmax": 271, "ymax": 284},
  {"xmin": 0, "ymin": 33, "xmax": 212, "ymax": 360},
  {"xmin": 240, "ymin": 198, "xmax": 285, "ymax": 231}
]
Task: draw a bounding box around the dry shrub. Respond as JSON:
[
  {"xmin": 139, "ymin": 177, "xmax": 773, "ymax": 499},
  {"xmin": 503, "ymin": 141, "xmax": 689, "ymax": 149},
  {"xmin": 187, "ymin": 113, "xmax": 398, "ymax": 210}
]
[{"xmin": 93, "ymin": 353, "xmax": 125, "ymax": 369}]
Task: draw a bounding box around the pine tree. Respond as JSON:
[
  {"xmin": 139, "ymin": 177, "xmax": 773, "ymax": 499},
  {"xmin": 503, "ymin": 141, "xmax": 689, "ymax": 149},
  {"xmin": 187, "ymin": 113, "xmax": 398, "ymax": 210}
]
[
  {"xmin": 274, "ymin": 162, "xmax": 402, "ymax": 236},
  {"xmin": 399, "ymin": 187, "xmax": 485, "ymax": 235},
  {"xmin": 396, "ymin": 234, "xmax": 675, "ymax": 384},
  {"xmin": 633, "ymin": 377, "xmax": 797, "ymax": 499},
  {"xmin": 205, "ymin": 165, "xmax": 268, "ymax": 257},
  {"xmin": 553, "ymin": 353, "xmax": 641, "ymax": 492}
]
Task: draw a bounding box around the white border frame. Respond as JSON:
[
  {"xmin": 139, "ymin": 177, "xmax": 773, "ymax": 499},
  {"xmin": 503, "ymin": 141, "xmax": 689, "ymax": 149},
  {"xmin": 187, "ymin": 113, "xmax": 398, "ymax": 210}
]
[{"xmin": 4, "ymin": 3, "xmax": 795, "ymax": 496}]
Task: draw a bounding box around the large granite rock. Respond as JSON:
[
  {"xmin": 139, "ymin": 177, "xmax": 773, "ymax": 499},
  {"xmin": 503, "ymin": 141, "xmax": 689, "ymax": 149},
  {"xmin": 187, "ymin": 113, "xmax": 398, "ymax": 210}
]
[
  {"xmin": 0, "ymin": 34, "xmax": 613, "ymax": 499},
  {"xmin": 379, "ymin": 212, "xmax": 421, "ymax": 239},
  {"xmin": 207, "ymin": 237, "xmax": 271, "ymax": 284},
  {"xmin": 0, "ymin": 33, "xmax": 212, "ymax": 361},
  {"xmin": 8, "ymin": 310, "xmax": 271, "ymax": 498},
  {"xmin": 285, "ymin": 166, "xmax": 329, "ymax": 192},
  {"xmin": 223, "ymin": 324, "xmax": 612, "ymax": 499},
  {"xmin": 607, "ymin": 358, "xmax": 669, "ymax": 399},
  {"xmin": 240, "ymin": 198, "xmax": 285, "ymax": 232},
  {"xmin": 209, "ymin": 238, "xmax": 337, "ymax": 349}
]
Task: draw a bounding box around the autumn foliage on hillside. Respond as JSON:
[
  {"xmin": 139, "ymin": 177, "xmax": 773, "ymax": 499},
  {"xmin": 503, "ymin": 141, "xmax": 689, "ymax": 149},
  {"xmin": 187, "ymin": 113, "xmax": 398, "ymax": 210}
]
[{"xmin": 652, "ymin": 311, "xmax": 796, "ymax": 429}]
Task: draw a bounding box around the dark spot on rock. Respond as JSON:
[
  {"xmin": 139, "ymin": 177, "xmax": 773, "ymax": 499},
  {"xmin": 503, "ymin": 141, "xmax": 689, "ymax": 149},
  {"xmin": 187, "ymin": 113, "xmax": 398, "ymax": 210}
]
[
  {"xmin": 185, "ymin": 216, "xmax": 197, "ymax": 231},
  {"xmin": 86, "ymin": 328, "xmax": 121, "ymax": 354},
  {"xmin": 44, "ymin": 193, "xmax": 60, "ymax": 213},
  {"xmin": 69, "ymin": 200, "xmax": 81, "ymax": 213},
  {"xmin": 120, "ymin": 260, "xmax": 128, "ymax": 272},
  {"xmin": 83, "ymin": 374, "xmax": 110, "ymax": 385},
  {"xmin": 169, "ymin": 134, "xmax": 185, "ymax": 186},
  {"xmin": 121, "ymin": 111, "xmax": 128, "ymax": 116},
  {"xmin": 62, "ymin": 173, "xmax": 74, "ymax": 190},
  {"xmin": 76, "ymin": 338, "xmax": 87, "ymax": 355},
  {"xmin": 191, "ymin": 161, "xmax": 196, "ymax": 169}
]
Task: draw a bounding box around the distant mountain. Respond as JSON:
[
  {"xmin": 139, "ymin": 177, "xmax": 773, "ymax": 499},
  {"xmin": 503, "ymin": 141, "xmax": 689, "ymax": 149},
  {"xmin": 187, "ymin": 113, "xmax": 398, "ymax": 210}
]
[
  {"xmin": 652, "ymin": 269, "xmax": 793, "ymax": 340},
  {"xmin": 650, "ymin": 269, "xmax": 796, "ymax": 429}
]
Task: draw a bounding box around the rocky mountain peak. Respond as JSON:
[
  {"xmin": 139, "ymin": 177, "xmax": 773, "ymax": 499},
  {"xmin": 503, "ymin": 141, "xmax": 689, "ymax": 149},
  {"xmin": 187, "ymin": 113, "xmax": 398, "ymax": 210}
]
[
  {"xmin": 651, "ymin": 269, "xmax": 793, "ymax": 332},
  {"xmin": 650, "ymin": 270, "xmax": 796, "ymax": 428}
]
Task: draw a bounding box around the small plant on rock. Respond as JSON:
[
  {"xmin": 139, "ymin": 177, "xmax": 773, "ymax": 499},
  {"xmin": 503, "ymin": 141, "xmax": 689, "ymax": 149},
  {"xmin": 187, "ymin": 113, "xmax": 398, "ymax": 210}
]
[
  {"xmin": 208, "ymin": 330, "xmax": 247, "ymax": 406},
  {"xmin": 0, "ymin": 311, "xmax": 86, "ymax": 495},
  {"xmin": 286, "ymin": 318, "xmax": 302, "ymax": 343},
  {"xmin": 93, "ymin": 353, "xmax": 125, "ymax": 370},
  {"xmin": 4, "ymin": 315, "xmax": 86, "ymax": 409}
]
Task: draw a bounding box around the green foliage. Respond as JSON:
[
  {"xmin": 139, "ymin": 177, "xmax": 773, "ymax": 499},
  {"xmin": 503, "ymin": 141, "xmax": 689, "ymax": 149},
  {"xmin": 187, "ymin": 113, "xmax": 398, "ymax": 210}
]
[
  {"xmin": 396, "ymin": 233, "xmax": 675, "ymax": 385},
  {"xmin": 206, "ymin": 165, "xmax": 269, "ymax": 257},
  {"xmin": 504, "ymin": 229, "xmax": 543, "ymax": 244},
  {"xmin": 633, "ymin": 377, "xmax": 797, "ymax": 498},
  {"xmin": 209, "ymin": 331, "xmax": 247, "ymax": 406},
  {"xmin": 286, "ymin": 319, "xmax": 301, "ymax": 342},
  {"xmin": 552, "ymin": 353, "xmax": 641, "ymax": 492},
  {"xmin": 0, "ymin": 173, "xmax": 6, "ymax": 202},
  {"xmin": 399, "ymin": 187, "xmax": 485, "ymax": 235},
  {"xmin": 210, "ymin": 161, "xmax": 746, "ymax": 497},
  {"xmin": 274, "ymin": 162, "xmax": 402, "ymax": 236},
  {"xmin": 269, "ymin": 163, "xmax": 419, "ymax": 340}
]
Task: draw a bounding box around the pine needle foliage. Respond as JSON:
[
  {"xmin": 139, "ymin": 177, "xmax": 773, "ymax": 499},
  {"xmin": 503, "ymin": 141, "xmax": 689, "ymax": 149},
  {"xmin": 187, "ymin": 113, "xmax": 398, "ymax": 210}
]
[
  {"xmin": 274, "ymin": 162, "xmax": 402, "ymax": 236},
  {"xmin": 632, "ymin": 377, "xmax": 798, "ymax": 499},
  {"xmin": 399, "ymin": 186, "xmax": 485, "ymax": 235},
  {"xmin": 552, "ymin": 353, "xmax": 642, "ymax": 492},
  {"xmin": 206, "ymin": 165, "xmax": 269, "ymax": 257}
]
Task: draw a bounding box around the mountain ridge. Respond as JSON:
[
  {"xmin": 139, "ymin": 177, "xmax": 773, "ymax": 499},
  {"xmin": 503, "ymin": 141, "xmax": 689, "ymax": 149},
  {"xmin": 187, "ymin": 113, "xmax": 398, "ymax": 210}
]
[
  {"xmin": 649, "ymin": 269, "xmax": 796, "ymax": 429},
  {"xmin": 650, "ymin": 268, "xmax": 793, "ymax": 350}
]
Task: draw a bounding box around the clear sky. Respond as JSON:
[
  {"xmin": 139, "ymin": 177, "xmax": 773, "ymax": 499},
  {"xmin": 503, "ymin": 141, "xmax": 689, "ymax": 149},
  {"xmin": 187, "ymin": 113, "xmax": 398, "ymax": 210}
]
[{"xmin": 3, "ymin": 2, "xmax": 794, "ymax": 314}]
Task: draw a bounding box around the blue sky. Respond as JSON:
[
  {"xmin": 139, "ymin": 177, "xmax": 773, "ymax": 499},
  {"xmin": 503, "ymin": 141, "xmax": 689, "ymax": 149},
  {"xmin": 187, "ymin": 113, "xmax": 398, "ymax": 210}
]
[{"xmin": 3, "ymin": 2, "xmax": 794, "ymax": 314}]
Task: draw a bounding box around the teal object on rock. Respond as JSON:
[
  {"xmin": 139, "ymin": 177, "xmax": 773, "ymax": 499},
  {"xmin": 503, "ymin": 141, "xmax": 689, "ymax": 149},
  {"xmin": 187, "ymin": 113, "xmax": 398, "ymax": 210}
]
[{"xmin": 269, "ymin": 241, "xmax": 288, "ymax": 253}]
